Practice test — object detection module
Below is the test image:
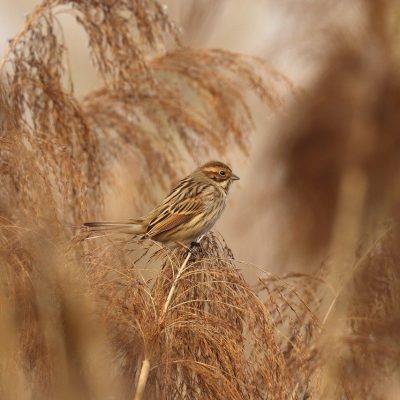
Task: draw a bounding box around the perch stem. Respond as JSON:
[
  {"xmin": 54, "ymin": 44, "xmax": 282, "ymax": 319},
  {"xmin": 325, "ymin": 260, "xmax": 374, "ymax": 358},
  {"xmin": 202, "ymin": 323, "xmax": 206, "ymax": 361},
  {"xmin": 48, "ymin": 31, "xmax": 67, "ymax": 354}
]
[
  {"xmin": 134, "ymin": 358, "xmax": 150, "ymax": 400},
  {"xmin": 162, "ymin": 250, "xmax": 192, "ymax": 316},
  {"xmin": 133, "ymin": 249, "xmax": 192, "ymax": 400}
]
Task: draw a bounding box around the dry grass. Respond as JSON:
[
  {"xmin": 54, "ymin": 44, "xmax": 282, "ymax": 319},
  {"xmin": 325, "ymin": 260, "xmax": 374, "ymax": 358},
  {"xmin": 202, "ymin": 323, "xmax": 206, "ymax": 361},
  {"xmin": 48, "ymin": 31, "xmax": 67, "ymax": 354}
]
[{"xmin": 1, "ymin": 0, "xmax": 400, "ymax": 399}]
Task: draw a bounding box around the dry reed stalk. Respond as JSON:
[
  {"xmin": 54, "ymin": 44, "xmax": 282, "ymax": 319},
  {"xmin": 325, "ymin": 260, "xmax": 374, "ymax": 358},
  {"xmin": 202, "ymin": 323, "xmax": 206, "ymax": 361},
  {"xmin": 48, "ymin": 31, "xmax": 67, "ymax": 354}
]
[
  {"xmin": 134, "ymin": 359, "xmax": 150, "ymax": 400},
  {"xmin": 161, "ymin": 251, "xmax": 192, "ymax": 316},
  {"xmin": 319, "ymin": 167, "xmax": 368, "ymax": 398},
  {"xmin": 133, "ymin": 249, "xmax": 191, "ymax": 400}
]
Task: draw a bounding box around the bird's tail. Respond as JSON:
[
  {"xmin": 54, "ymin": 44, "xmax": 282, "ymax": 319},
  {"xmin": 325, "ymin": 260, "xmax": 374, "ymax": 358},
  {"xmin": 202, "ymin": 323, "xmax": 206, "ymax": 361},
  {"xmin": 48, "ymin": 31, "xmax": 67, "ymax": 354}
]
[{"xmin": 82, "ymin": 220, "xmax": 146, "ymax": 235}]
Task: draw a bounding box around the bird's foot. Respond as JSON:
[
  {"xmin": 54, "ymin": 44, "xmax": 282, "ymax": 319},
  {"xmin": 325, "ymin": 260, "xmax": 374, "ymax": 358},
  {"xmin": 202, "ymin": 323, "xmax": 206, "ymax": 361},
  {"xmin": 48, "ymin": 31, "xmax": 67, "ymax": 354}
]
[
  {"xmin": 189, "ymin": 240, "xmax": 206, "ymax": 259},
  {"xmin": 174, "ymin": 239, "xmax": 206, "ymax": 260}
]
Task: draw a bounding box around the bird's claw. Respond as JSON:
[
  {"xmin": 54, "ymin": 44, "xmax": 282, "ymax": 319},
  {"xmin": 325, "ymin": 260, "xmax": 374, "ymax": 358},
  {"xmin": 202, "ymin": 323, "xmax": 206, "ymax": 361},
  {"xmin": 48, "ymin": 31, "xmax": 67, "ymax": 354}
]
[{"xmin": 189, "ymin": 241, "xmax": 206, "ymax": 259}]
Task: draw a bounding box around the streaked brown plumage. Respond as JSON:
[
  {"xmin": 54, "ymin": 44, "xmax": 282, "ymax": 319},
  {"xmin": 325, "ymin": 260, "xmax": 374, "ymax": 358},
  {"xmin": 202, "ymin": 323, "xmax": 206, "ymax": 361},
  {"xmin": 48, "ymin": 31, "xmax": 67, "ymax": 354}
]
[{"xmin": 83, "ymin": 161, "xmax": 239, "ymax": 245}]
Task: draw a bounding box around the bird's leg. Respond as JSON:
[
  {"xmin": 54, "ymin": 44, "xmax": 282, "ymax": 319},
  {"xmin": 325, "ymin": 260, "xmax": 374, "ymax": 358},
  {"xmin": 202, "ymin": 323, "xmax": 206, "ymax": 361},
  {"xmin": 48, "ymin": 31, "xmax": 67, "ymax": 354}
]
[
  {"xmin": 190, "ymin": 233, "xmax": 205, "ymax": 247},
  {"xmin": 175, "ymin": 235, "xmax": 206, "ymax": 259}
]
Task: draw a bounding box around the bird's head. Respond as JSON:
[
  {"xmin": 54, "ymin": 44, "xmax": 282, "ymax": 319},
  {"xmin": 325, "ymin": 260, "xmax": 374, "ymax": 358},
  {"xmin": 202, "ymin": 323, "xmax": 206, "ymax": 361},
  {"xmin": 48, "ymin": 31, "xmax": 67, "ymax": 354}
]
[{"xmin": 199, "ymin": 161, "xmax": 239, "ymax": 191}]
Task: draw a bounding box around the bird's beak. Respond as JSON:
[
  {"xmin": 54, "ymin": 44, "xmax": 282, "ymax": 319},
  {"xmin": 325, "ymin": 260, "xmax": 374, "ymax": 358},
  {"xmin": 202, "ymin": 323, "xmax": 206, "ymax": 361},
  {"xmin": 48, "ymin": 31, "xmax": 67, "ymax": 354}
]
[{"xmin": 231, "ymin": 173, "xmax": 240, "ymax": 181}]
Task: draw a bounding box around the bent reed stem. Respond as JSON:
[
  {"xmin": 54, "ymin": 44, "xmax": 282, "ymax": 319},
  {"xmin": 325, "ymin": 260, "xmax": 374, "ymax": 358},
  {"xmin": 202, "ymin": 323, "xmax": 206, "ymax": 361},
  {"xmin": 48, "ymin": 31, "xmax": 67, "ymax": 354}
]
[
  {"xmin": 162, "ymin": 250, "xmax": 192, "ymax": 316},
  {"xmin": 134, "ymin": 358, "xmax": 150, "ymax": 400},
  {"xmin": 133, "ymin": 249, "xmax": 192, "ymax": 400}
]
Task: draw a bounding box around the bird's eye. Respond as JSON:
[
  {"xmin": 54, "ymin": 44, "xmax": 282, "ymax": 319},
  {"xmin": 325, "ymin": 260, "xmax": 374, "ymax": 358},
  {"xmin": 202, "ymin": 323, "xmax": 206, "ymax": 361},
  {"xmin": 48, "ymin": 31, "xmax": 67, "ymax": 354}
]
[{"xmin": 219, "ymin": 170, "xmax": 226, "ymax": 176}]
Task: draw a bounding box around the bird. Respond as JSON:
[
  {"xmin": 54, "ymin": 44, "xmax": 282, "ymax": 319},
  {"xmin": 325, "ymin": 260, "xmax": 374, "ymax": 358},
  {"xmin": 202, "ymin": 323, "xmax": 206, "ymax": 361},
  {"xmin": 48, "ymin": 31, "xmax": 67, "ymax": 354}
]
[{"xmin": 83, "ymin": 161, "xmax": 239, "ymax": 246}]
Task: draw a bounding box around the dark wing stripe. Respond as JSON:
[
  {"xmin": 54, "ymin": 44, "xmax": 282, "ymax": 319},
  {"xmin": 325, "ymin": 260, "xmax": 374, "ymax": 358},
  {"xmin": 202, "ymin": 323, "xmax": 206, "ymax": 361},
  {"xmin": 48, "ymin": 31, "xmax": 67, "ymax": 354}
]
[
  {"xmin": 148, "ymin": 207, "xmax": 170, "ymax": 229},
  {"xmin": 146, "ymin": 196, "xmax": 205, "ymax": 237},
  {"xmin": 146, "ymin": 213, "xmax": 193, "ymax": 238}
]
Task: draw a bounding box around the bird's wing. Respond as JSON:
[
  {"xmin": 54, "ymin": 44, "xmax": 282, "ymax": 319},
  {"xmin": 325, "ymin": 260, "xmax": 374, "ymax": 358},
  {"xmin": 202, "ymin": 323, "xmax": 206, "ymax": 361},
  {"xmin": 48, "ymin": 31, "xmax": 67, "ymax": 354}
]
[{"xmin": 146, "ymin": 197, "xmax": 204, "ymax": 238}]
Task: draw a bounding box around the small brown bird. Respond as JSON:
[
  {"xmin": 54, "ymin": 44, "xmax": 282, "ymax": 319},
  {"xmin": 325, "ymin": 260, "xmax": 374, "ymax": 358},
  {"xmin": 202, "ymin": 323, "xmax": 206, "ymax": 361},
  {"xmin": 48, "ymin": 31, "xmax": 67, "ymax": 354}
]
[{"xmin": 83, "ymin": 161, "xmax": 239, "ymax": 245}]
